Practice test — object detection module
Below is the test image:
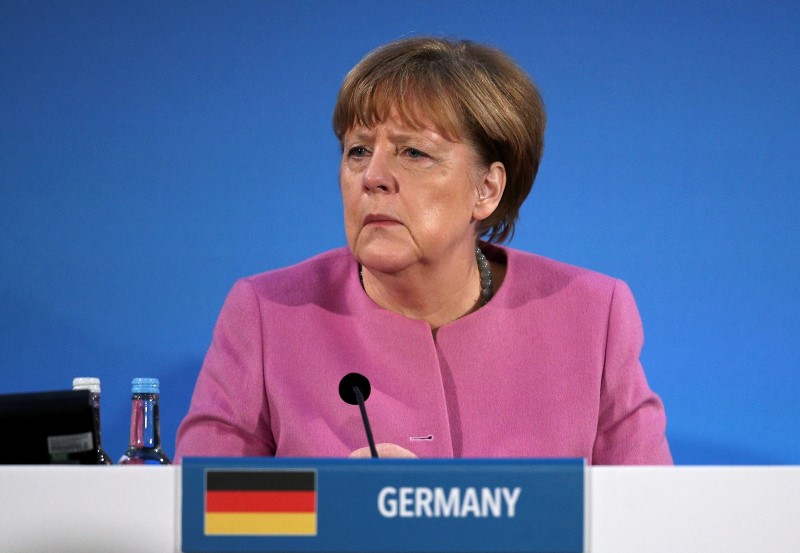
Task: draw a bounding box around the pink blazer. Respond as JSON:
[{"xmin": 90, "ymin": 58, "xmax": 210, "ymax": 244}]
[{"xmin": 175, "ymin": 246, "xmax": 672, "ymax": 465}]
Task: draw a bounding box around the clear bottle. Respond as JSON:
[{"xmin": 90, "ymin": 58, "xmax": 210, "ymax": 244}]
[
  {"xmin": 118, "ymin": 377, "xmax": 172, "ymax": 465},
  {"xmin": 72, "ymin": 377, "xmax": 113, "ymax": 465}
]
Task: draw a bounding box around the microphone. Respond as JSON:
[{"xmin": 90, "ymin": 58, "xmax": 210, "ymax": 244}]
[{"xmin": 338, "ymin": 372, "xmax": 379, "ymax": 458}]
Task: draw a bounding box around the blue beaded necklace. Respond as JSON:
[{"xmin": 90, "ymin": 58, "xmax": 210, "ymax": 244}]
[{"xmin": 475, "ymin": 247, "xmax": 494, "ymax": 306}]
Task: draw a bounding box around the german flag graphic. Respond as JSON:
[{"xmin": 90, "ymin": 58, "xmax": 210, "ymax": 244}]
[{"xmin": 204, "ymin": 469, "xmax": 317, "ymax": 536}]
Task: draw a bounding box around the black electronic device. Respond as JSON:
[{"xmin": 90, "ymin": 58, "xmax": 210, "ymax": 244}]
[
  {"xmin": 0, "ymin": 389, "xmax": 99, "ymax": 464},
  {"xmin": 338, "ymin": 372, "xmax": 379, "ymax": 458}
]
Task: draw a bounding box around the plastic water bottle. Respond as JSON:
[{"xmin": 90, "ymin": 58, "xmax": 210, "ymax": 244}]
[
  {"xmin": 118, "ymin": 377, "xmax": 172, "ymax": 465},
  {"xmin": 72, "ymin": 377, "xmax": 113, "ymax": 465}
]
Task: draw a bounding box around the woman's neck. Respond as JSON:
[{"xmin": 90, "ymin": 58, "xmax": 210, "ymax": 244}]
[{"xmin": 359, "ymin": 248, "xmax": 493, "ymax": 331}]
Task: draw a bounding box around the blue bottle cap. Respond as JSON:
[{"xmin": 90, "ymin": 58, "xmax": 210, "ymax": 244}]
[{"xmin": 131, "ymin": 377, "xmax": 160, "ymax": 394}]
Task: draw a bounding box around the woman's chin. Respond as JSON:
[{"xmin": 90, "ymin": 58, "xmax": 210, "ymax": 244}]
[{"xmin": 356, "ymin": 248, "xmax": 418, "ymax": 275}]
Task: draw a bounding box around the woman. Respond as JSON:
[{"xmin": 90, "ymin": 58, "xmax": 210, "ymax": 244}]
[{"xmin": 175, "ymin": 37, "xmax": 672, "ymax": 465}]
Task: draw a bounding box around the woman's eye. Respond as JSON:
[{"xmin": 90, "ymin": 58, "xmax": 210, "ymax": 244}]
[
  {"xmin": 404, "ymin": 148, "xmax": 427, "ymax": 159},
  {"xmin": 348, "ymin": 146, "xmax": 369, "ymax": 157}
]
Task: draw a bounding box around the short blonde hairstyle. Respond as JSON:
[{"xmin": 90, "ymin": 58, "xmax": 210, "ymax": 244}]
[{"xmin": 333, "ymin": 36, "xmax": 546, "ymax": 244}]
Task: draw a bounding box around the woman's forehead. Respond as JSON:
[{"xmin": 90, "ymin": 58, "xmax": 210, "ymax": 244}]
[
  {"xmin": 346, "ymin": 101, "xmax": 462, "ymax": 142},
  {"xmin": 344, "ymin": 118, "xmax": 455, "ymax": 148}
]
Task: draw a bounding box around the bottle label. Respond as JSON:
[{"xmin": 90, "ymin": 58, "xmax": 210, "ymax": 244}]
[{"xmin": 47, "ymin": 432, "xmax": 94, "ymax": 454}]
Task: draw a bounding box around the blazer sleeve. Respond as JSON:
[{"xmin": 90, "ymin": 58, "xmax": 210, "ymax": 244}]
[
  {"xmin": 592, "ymin": 279, "xmax": 673, "ymax": 465},
  {"xmin": 174, "ymin": 278, "xmax": 275, "ymax": 463}
]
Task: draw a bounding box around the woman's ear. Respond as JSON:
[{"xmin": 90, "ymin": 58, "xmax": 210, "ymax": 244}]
[{"xmin": 473, "ymin": 161, "xmax": 506, "ymax": 222}]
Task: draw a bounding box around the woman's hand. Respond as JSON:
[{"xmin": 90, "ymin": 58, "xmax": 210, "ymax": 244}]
[{"xmin": 349, "ymin": 442, "xmax": 418, "ymax": 458}]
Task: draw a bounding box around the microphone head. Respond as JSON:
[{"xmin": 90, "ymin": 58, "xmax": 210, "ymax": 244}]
[{"xmin": 338, "ymin": 372, "xmax": 371, "ymax": 405}]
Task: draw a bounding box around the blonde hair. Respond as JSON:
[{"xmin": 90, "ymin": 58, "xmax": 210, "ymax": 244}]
[{"xmin": 333, "ymin": 36, "xmax": 546, "ymax": 243}]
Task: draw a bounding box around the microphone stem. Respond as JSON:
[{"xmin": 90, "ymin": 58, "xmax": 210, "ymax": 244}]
[{"xmin": 353, "ymin": 386, "xmax": 379, "ymax": 458}]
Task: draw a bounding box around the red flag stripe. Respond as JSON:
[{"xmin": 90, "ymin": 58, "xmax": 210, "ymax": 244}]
[{"xmin": 206, "ymin": 490, "xmax": 316, "ymax": 513}]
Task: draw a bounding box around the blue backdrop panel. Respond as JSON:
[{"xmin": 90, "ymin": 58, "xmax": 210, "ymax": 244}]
[{"xmin": 1, "ymin": 2, "xmax": 798, "ymax": 465}]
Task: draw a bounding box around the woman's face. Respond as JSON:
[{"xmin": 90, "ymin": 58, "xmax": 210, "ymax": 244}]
[{"xmin": 340, "ymin": 111, "xmax": 498, "ymax": 275}]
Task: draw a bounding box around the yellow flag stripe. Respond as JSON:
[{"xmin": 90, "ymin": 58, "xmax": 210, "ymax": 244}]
[{"xmin": 205, "ymin": 512, "xmax": 317, "ymax": 535}]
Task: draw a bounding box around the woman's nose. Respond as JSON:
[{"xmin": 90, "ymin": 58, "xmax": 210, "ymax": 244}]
[{"xmin": 362, "ymin": 149, "xmax": 396, "ymax": 193}]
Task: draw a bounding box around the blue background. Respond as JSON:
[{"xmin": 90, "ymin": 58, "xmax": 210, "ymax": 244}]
[{"xmin": 1, "ymin": 2, "xmax": 798, "ymax": 465}]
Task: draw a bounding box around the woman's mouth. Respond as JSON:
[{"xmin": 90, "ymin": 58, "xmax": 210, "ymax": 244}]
[{"xmin": 363, "ymin": 214, "xmax": 401, "ymax": 226}]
